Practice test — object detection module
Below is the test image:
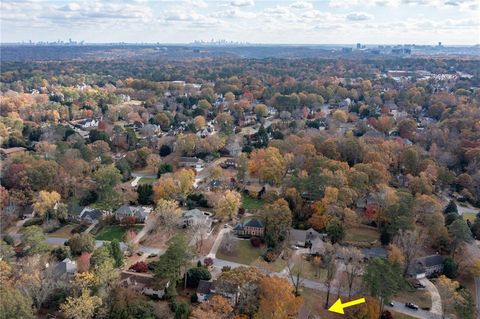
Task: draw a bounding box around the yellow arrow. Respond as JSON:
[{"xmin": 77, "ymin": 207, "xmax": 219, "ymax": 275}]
[{"xmin": 328, "ymin": 298, "xmax": 366, "ymax": 314}]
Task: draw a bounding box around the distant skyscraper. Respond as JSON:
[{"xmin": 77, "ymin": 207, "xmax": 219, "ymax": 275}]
[
  {"xmin": 356, "ymin": 43, "xmax": 361, "ymax": 49},
  {"xmin": 438, "ymin": 42, "xmax": 442, "ymax": 47}
]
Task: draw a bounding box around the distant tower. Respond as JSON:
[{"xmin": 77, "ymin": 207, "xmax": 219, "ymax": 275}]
[
  {"xmin": 438, "ymin": 42, "xmax": 442, "ymax": 47},
  {"xmin": 356, "ymin": 43, "xmax": 361, "ymax": 49}
]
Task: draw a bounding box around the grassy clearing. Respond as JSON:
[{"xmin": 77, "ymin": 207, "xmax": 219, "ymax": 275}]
[
  {"xmin": 217, "ymin": 238, "xmax": 266, "ymax": 265},
  {"xmin": 345, "ymin": 225, "xmax": 379, "ymax": 243},
  {"xmin": 394, "ymin": 288, "xmax": 431, "ymax": 309},
  {"xmin": 463, "ymin": 212, "xmax": 477, "ymax": 223},
  {"xmin": 49, "ymin": 224, "xmax": 76, "ymax": 238},
  {"xmin": 242, "ymin": 195, "xmax": 265, "ymax": 210},
  {"xmin": 292, "ymin": 257, "xmax": 327, "ymax": 282},
  {"xmin": 95, "ymin": 225, "xmax": 143, "ymax": 241},
  {"xmin": 138, "ymin": 177, "xmax": 158, "ymax": 185}
]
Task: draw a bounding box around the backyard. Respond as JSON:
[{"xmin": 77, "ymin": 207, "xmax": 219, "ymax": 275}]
[
  {"xmin": 463, "ymin": 212, "xmax": 477, "ymax": 223},
  {"xmin": 48, "ymin": 224, "xmax": 77, "ymax": 238},
  {"xmin": 345, "ymin": 225, "xmax": 379, "ymax": 243},
  {"xmin": 138, "ymin": 177, "xmax": 158, "ymax": 185},
  {"xmin": 95, "ymin": 224, "xmax": 143, "ymax": 241},
  {"xmin": 217, "ymin": 237, "xmax": 266, "ymax": 265},
  {"xmin": 242, "ymin": 195, "xmax": 265, "ymax": 210}
]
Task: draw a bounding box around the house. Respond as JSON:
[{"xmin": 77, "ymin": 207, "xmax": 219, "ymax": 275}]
[
  {"xmin": 220, "ymin": 158, "xmax": 236, "ymax": 169},
  {"xmin": 120, "ymin": 272, "xmax": 170, "ymax": 299},
  {"xmin": 181, "ymin": 209, "xmax": 212, "ymax": 229},
  {"xmin": 114, "ymin": 205, "xmax": 151, "ymax": 222},
  {"xmin": 54, "ymin": 258, "xmax": 77, "ymax": 276},
  {"xmin": 210, "ymin": 280, "xmax": 240, "ymax": 306},
  {"xmin": 0, "ymin": 147, "xmax": 26, "ymax": 159},
  {"xmin": 196, "ymin": 280, "xmax": 213, "ymax": 302},
  {"xmin": 179, "ymin": 157, "xmax": 204, "ymax": 169},
  {"xmin": 78, "ymin": 207, "xmax": 104, "ymax": 224},
  {"xmin": 73, "ymin": 118, "xmax": 99, "ymax": 129},
  {"xmin": 233, "ymin": 218, "xmax": 264, "ymax": 238},
  {"xmin": 408, "ymin": 255, "xmax": 444, "ymax": 279},
  {"xmin": 239, "ymin": 114, "xmax": 257, "ymax": 127},
  {"xmin": 361, "ymin": 247, "xmax": 387, "ymax": 260},
  {"xmin": 289, "ymin": 228, "xmax": 326, "ymax": 252}
]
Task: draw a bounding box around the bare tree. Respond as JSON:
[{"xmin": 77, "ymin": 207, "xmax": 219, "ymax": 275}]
[
  {"xmin": 322, "ymin": 243, "xmax": 338, "ymax": 309},
  {"xmin": 393, "ymin": 230, "xmax": 423, "ymax": 277},
  {"xmin": 152, "ymin": 199, "xmax": 182, "ymax": 236},
  {"xmin": 284, "ymin": 247, "xmax": 304, "ymax": 297},
  {"xmin": 337, "ymin": 246, "xmax": 364, "ymax": 297},
  {"xmin": 15, "ymin": 256, "xmax": 66, "ymax": 309}
]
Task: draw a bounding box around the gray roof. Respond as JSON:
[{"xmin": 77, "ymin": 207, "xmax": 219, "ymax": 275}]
[
  {"xmin": 179, "ymin": 157, "xmax": 202, "ymax": 163},
  {"xmin": 197, "ymin": 280, "xmax": 213, "ymax": 295},
  {"xmin": 55, "ymin": 258, "xmax": 77, "ymax": 275},
  {"xmin": 361, "ymin": 247, "xmax": 387, "ymax": 259},
  {"xmin": 115, "ymin": 205, "xmax": 148, "ymax": 219},
  {"xmin": 80, "ymin": 207, "xmax": 103, "ymax": 221},
  {"xmin": 243, "ymin": 218, "xmax": 264, "ymax": 228},
  {"xmin": 419, "ymin": 255, "xmax": 444, "ymax": 268}
]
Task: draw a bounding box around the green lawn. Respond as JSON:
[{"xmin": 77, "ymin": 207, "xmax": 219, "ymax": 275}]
[
  {"xmin": 217, "ymin": 238, "xmax": 266, "ymax": 265},
  {"xmin": 345, "ymin": 225, "xmax": 379, "ymax": 243},
  {"xmin": 394, "ymin": 288, "xmax": 431, "ymax": 309},
  {"xmin": 242, "ymin": 195, "xmax": 265, "ymax": 210},
  {"xmin": 49, "ymin": 224, "xmax": 76, "ymax": 238},
  {"xmin": 138, "ymin": 177, "xmax": 158, "ymax": 185},
  {"xmin": 463, "ymin": 212, "xmax": 477, "ymax": 223},
  {"xmin": 95, "ymin": 225, "xmax": 143, "ymax": 241},
  {"xmin": 391, "ymin": 312, "xmax": 419, "ymax": 319}
]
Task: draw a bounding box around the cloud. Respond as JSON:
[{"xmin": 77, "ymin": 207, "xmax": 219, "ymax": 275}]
[
  {"xmin": 346, "ymin": 12, "xmax": 374, "ymax": 21},
  {"xmin": 230, "ymin": 0, "xmax": 254, "ymax": 7},
  {"xmin": 290, "ymin": 1, "xmax": 314, "ymax": 9}
]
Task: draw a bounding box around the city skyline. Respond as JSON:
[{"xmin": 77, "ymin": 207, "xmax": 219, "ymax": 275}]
[{"xmin": 1, "ymin": 0, "xmax": 479, "ymax": 45}]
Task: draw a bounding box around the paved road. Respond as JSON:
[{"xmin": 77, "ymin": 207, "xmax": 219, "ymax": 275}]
[{"xmin": 386, "ymin": 301, "xmax": 442, "ymax": 319}]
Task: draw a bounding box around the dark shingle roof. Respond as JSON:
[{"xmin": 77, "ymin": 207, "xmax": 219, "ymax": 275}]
[
  {"xmin": 197, "ymin": 280, "xmax": 213, "ymax": 295},
  {"xmin": 420, "ymin": 255, "xmax": 444, "ymax": 268},
  {"xmin": 243, "ymin": 218, "xmax": 264, "ymax": 228}
]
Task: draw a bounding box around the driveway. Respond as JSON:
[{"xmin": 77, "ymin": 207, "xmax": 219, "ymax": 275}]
[
  {"xmin": 386, "ymin": 301, "xmax": 442, "ymax": 319},
  {"xmin": 419, "ymin": 278, "xmax": 442, "ymax": 316},
  {"xmin": 206, "ymin": 225, "xmax": 230, "ymax": 258}
]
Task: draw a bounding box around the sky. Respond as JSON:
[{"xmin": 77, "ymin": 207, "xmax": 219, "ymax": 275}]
[{"xmin": 1, "ymin": 0, "xmax": 479, "ymax": 45}]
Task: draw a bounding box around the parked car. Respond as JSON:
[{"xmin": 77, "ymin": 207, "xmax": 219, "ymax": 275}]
[
  {"xmin": 405, "ymin": 303, "xmax": 419, "ymax": 310},
  {"xmin": 388, "ymin": 302, "xmax": 394, "ymax": 307},
  {"xmin": 413, "ymin": 283, "xmax": 426, "ymax": 289}
]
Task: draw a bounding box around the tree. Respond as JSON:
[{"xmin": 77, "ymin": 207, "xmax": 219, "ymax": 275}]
[
  {"xmin": 393, "ymin": 230, "xmax": 423, "ymax": 277},
  {"xmin": 326, "ymin": 218, "xmax": 345, "ymax": 244},
  {"xmin": 215, "ymin": 190, "xmax": 241, "ymax": 220},
  {"xmin": 177, "ymin": 133, "xmax": 199, "ymax": 156},
  {"xmin": 436, "ymin": 275, "xmax": 461, "ymax": 318},
  {"xmin": 152, "ymin": 199, "xmax": 182, "ymax": 236},
  {"xmin": 308, "ymin": 201, "xmax": 329, "ymax": 231},
  {"xmin": 155, "ymin": 234, "xmax": 192, "ymax": 284},
  {"xmin": 155, "ymin": 112, "xmax": 171, "ymax": 130},
  {"xmin": 448, "ymin": 219, "xmax": 473, "ymax": 257},
  {"xmin": 187, "ymin": 267, "xmax": 212, "ymax": 288},
  {"xmin": 137, "ymin": 184, "xmax": 153, "ymax": 205},
  {"xmin": 159, "ymin": 144, "xmax": 172, "ymax": 157},
  {"xmin": 109, "ymin": 239, "xmax": 124, "ymax": 267},
  {"xmin": 444, "ymin": 200, "xmax": 458, "ymax": 215},
  {"xmin": 261, "ymin": 199, "xmax": 292, "ymax": 244},
  {"xmin": 32, "ymin": 190, "xmax": 61, "ymax": 219},
  {"xmin": 322, "ymin": 243, "xmax": 338, "ymax": 309},
  {"xmin": 0, "ymin": 286, "xmax": 34, "ymax": 319},
  {"xmin": 443, "ymin": 257, "xmax": 458, "ymax": 278},
  {"xmin": 190, "ymin": 295, "xmax": 232, "ymax": 319},
  {"xmin": 60, "ymin": 289, "xmax": 102, "ymax": 319},
  {"xmin": 194, "ymin": 115, "xmax": 206, "ymax": 130},
  {"xmin": 248, "ymin": 147, "xmax": 289, "ymax": 185},
  {"xmin": 256, "ymin": 276, "xmax": 302, "ymax": 319},
  {"xmin": 337, "ymin": 246, "xmax": 364, "ymax": 297},
  {"xmin": 109, "ymin": 287, "xmax": 157, "ymax": 319},
  {"xmin": 363, "ymin": 258, "xmax": 403, "ymax": 313},
  {"xmin": 22, "ymin": 226, "xmax": 48, "ymax": 255},
  {"xmin": 67, "ymin": 233, "xmax": 95, "ymax": 256},
  {"xmin": 157, "ymin": 163, "xmax": 173, "ymax": 177},
  {"xmin": 255, "ymin": 104, "xmax": 268, "ymax": 117},
  {"xmin": 92, "ymin": 164, "xmax": 122, "ymax": 208}
]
